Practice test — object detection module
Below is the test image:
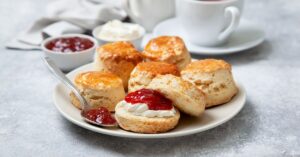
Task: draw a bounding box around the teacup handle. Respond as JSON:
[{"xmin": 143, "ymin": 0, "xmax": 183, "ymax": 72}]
[
  {"xmin": 121, "ymin": 0, "xmax": 140, "ymax": 18},
  {"xmin": 218, "ymin": 6, "xmax": 240, "ymax": 41}
]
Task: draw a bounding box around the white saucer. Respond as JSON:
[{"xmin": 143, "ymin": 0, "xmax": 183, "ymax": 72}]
[
  {"xmin": 53, "ymin": 62, "xmax": 246, "ymax": 139},
  {"xmin": 149, "ymin": 18, "xmax": 265, "ymax": 55}
]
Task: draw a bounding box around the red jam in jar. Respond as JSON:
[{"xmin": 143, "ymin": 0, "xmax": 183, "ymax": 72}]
[
  {"xmin": 46, "ymin": 37, "xmax": 94, "ymax": 53},
  {"xmin": 83, "ymin": 107, "xmax": 116, "ymax": 125},
  {"xmin": 125, "ymin": 89, "xmax": 173, "ymax": 110}
]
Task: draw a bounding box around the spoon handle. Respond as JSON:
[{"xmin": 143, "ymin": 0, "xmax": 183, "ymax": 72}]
[{"xmin": 43, "ymin": 57, "xmax": 88, "ymax": 110}]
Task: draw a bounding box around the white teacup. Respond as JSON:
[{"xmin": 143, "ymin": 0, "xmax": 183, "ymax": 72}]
[
  {"xmin": 122, "ymin": 0, "xmax": 175, "ymax": 32},
  {"xmin": 177, "ymin": 0, "xmax": 244, "ymax": 46}
]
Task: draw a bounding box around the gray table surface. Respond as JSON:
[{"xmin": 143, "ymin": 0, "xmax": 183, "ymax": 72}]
[{"xmin": 0, "ymin": 0, "xmax": 299, "ymax": 156}]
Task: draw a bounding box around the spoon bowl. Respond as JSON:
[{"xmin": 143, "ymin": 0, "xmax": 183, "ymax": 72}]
[{"xmin": 81, "ymin": 112, "xmax": 118, "ymax": 127}]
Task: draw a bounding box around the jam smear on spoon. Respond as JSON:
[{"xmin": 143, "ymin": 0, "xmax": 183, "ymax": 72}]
[
  {"xmin": 125, "ymin": 89, "xmax": 173, "ymax": 110},
  {"xmin": 83, "ymin": 107, "xmax": 116, "ymax": 125}
]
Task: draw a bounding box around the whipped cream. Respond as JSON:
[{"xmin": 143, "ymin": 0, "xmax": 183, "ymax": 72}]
[
  {"xmin": 118, "ymin": 100, "xmax": 176, "ymax": 118},
  {"xmin": 97, "ymin": 20, "xmax": 143, "ymax": 41}
]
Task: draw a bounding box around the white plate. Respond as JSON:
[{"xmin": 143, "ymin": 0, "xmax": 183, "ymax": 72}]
[
  {"xmin": 151, "ymin": 18, "xmax": 265, "ymax": 55},
  {"xmin": 53, "ymin": 63, "xmax": 246, "ymax": 138}
]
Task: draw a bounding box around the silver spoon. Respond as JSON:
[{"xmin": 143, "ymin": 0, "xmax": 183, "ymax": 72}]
[{"xmin": 43, "ymin": 57, "xmax": 117, "ymax": 127}]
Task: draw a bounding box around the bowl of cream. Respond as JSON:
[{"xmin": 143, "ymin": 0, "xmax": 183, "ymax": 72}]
[{"xmin": 92, "ymin": 20, "xmax": 145, "ymax": 49}]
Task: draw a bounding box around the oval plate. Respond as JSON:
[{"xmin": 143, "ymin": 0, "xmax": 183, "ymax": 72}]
[{"xmin": 53, "ymin": 63, "xmax": 246, "ymax": 138}]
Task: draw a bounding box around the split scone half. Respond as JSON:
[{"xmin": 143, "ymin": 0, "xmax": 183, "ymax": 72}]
[
  {"xmin": 181, "ymin": 59, "xmax": 238, "ymax": 108},
  {"xmin": 142, "ymin": 36, "xmax": 191, "ymax": 70},
  {"xmin": 115, "ymin": 89, "xmax": 180, "ymax": 134},
  {"xmin": 70, "ymin": 71, "xmax": 126, "ymax": 112},
  {"xmin": 147, "ymin": 74, "xmax": 206, "ymax": 117},
  {"xmin": 128, "ymin": 61, "xmax": 180, "ymax": 92},
  {"xmin": 94, "ymin": 41, "xmax": 143, "ymax": 89}
]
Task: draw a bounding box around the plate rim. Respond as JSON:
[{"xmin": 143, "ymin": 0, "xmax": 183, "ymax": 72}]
[
  {"xmin": 153, "ymin": 17, "xmax": 265, "ymax": 55},
  {"xmin": 52, "ymin": 63, "xmax": 246, "ymax": 139}
]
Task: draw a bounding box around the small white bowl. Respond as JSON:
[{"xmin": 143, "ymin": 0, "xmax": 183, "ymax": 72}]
[
  {"xmin": 41, "ymin": 34, "xmax": 98, "ymax": 71},
  {"xmin": 92, "ymin": 23, "xmax": 145, "ymax": 49}
]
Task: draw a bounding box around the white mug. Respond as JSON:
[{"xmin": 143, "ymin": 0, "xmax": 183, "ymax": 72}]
[
  {"xmin": 177, "ymin": 0, "xmax": 244, "ymax": 46},
  {"xmin": 122, "ymin": 0, "xmax": 175, "ymax": 32}
]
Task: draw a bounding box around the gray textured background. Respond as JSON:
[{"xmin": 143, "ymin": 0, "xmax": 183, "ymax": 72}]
[{"xmin": 0, "ymin": 0, "xmax": 299, "ymax": 156}]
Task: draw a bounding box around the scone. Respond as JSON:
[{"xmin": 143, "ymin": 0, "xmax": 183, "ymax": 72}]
[
  {"xmin": 94, "ymin": 41, "xmax": 143, "ymax": 89},
  {"xmin": 142, "ymin": 36, "xmax": 191, "ymax": 70},
  {"xmin": 70, "ymin": 71, "xmax": 125, "ymax": 111},
  {"xmin": 115, "ymin": 89, "xmax": 180, "ymax": 134},
  {"xmin": 181, "ymin": 59, "xmax": 238, "ymax": 108},
  {"xmin": 147, "ymin": 74, "xmax": 206, "ymax": 117},
  {"xmin": 128, "ymin": 61, "xmax": 180, "ymax": 92}
]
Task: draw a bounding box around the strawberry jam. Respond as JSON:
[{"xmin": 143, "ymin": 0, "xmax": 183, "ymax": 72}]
[
  {"xmin": 83, "ymin": 107, "xmax": 116, "ymax": 125},
  {"xmin": 46, "ymin": 37, "xmax": 94, "ymax": 53},
  {"xmin": 125, "ymin": 89, "xmax": 173, "ymax": 110}
]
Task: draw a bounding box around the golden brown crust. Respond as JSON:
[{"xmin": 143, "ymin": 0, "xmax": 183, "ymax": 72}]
[
  {"xmin": 97, "ymin": 41, "xmax": 143, "ymax": 64},
  {"xmin": 143, "ymin": 36, "xmax": 187, "ymax": 59},
  {"xmin": 74, "ymin": 71, "xmax": 123, "ymax": 90},
  {"xmin": 135, "ymin": 62, "xmax": 180, "ymax": 76},
  {"xmin": 115, "ymin": 104, "xmax": 180, "ymax": 134},
  {"xmin": 142, "ymin": 36, "xmax": 191, "ymax": 70},
  {"xmin": 95, "ymin": 41, "xmax": 143, "ymax": 89},
  {"xmin": 183, "ymin": 59, "xmax": 231, "ymax": 73}
]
